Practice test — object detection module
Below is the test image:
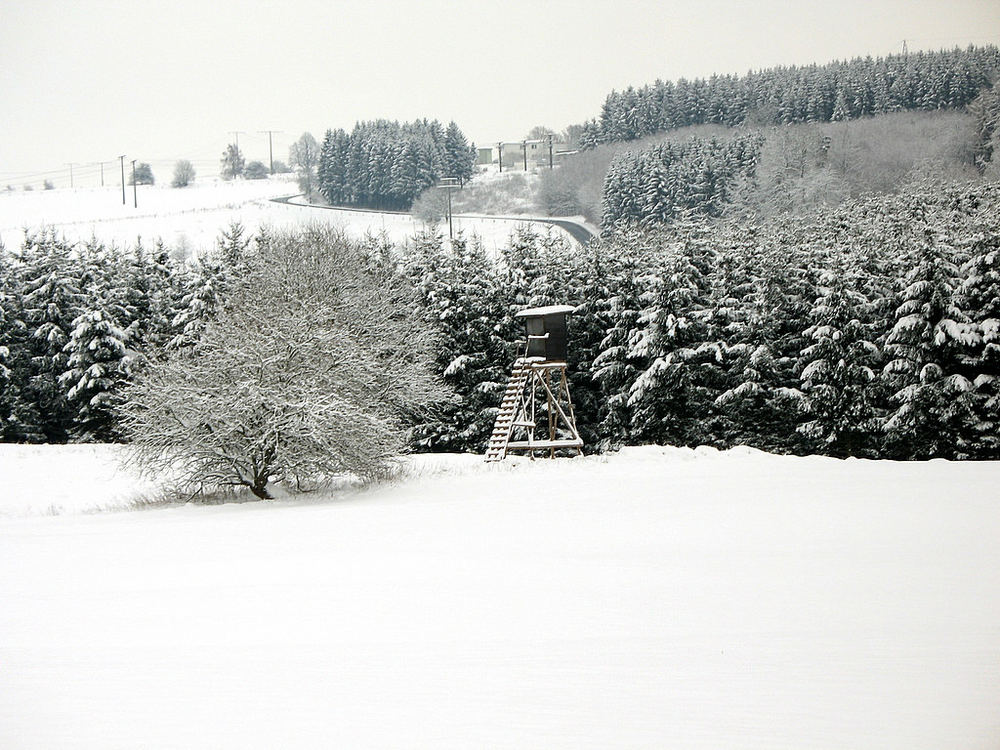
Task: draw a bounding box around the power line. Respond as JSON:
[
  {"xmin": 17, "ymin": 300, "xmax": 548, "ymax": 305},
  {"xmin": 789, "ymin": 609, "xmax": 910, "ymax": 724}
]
[{"xmin": 0, "ymin": 165, "xmax": 81, "ymax": 180}]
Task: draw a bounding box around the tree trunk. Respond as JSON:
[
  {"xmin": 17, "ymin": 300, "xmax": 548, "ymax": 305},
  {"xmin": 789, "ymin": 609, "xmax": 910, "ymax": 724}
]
[{"xmin": 249, "ymin": 481, "xmax": 272, "ymax": 500}]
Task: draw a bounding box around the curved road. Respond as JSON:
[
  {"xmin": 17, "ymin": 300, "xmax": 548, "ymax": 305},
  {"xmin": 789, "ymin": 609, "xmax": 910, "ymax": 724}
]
[{"xmin": 269, "ymin": 194, "xmax": 597, "ymax": 245}]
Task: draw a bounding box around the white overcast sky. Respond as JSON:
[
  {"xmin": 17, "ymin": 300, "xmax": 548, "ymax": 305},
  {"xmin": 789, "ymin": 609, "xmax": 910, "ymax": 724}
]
[{"xmin": 1, "ymin": 0, "xmax": 998, "ymax": 184}]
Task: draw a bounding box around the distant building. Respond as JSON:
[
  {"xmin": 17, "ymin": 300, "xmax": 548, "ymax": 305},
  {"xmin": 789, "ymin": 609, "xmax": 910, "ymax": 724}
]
[
  {"xmin": 491, "ymin": 138, "xmax": 565, "ymax": 171},
  {"xmin": 477, "ymin": 147, "xmax": 494, "ymax": 165}
]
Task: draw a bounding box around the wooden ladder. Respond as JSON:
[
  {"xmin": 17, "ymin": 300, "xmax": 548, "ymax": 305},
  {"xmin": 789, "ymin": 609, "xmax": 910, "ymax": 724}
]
[{"xmin": 484, "ymin": 358, "xmax": 533, "ymax": 462}]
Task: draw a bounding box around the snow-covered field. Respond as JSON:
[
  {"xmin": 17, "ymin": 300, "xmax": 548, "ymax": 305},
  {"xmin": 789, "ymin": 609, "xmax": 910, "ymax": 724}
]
[
  {"xmin": 2, "ymin": 444, "xmax": 999, "ymax": 749},
  {"xmin": 0, "ymin": 178, "xmax": 573, "ymax": 258}
]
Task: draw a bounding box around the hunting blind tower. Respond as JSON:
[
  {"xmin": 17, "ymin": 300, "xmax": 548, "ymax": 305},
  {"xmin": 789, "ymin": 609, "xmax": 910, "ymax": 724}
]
[{"xmin": 485, "ymin": 305, "xmax": 584, "ymax": 462}]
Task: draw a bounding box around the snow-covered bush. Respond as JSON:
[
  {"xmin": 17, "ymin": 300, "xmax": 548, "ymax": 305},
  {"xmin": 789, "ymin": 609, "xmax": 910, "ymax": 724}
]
[
  {"xmin": 120, "ymin": 226, "xmax": 450, "ymax": 499},
  {"xmin": 171, "ymin": 160, "xmax": 196, "ymax": 188}
]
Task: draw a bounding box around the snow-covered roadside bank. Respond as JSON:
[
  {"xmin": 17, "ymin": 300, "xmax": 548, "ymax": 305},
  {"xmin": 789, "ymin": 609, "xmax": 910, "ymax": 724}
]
[
  {"xmin": 0, "ymin": 179, "xmax": 579, "ymax": 260},
  {"xmin": 2, "ymin": 444, "xmax": 1000, "ymax": 749},
  {"xmin": 280, "ymin": 193, "xmax": 582, "ymax": 252},
  {"xmin": 0, "ymin": 179, "xmax": 297, "ymax": 257}
]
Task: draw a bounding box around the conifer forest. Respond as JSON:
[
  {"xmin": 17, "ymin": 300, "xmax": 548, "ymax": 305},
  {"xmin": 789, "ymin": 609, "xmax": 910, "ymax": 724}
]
[
  {"xmin": 578, "ymin": 45, "xmax": 1000, "ymax": 148},
  {"xmin": 317, "ymin": 119, "xmax": 476, "ymax": 210}
]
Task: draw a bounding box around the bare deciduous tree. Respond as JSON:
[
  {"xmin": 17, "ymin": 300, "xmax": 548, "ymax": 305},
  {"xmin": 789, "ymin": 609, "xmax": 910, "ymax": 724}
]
[
  {"xmin": 289, "ymin": 132, "xmax": 320, "ymax": 198},
  {"xmin": 121, "ymin": 226, "xmax": 449, "ymax": 499},
  {"xmin": 171, "ymin": 160, "xmax": 196, "ymax": 188}
]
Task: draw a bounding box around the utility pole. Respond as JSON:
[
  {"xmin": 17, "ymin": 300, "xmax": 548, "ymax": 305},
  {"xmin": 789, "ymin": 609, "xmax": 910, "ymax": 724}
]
[
  {"xmin": 258, "ymin": 130, "xmax": 282, "ymax": 174},
  {"xmin": 228, "ymin": 131, "xmax": 247, "ymax": 179},
  {"xmin": 98, "ymin": 160, "xmax": 106, "ymax": 187},
  {"xmin": 65, "ymin": 163, "xmax": 76, "ymax": 188},
  {"xmin": 901, "ymin": 39, "xmax": 908, "ymax": 55},
  {"xmin": 229, "ymin": 130, "xmax": 246, "ymax": 153},
  {"xmin": 521, "ymin": 140, "xmax": 527, "ymax": 171},
  {"xmin": 548, "ymin": 134, "xmax": 554, "ymax": 169},
  {"xmin": 437, "ymin": 177, "xmax": 459, "ymax": 240},
  {"xmin": 131, "ymin": 159, "xmax": 137, "ymax": 208},
  {"xmin": 497, "ymin": 141, "xmax": 503, "ymax": 173},
  {"xmin": 119, "ymin": 155, "xmax": 126, "ymax": 205}
]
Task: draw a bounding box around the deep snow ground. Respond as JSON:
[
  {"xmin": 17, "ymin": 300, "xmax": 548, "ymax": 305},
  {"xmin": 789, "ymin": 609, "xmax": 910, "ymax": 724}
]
[{"xmin": 2, "ymin": 444, "xmax": 999, "ymax": 749}]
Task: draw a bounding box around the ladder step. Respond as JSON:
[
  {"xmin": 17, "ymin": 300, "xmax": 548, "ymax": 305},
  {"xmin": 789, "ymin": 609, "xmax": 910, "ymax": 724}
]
[
  {"xmin": 506, "ymin": 439, "xmax": 584, "ymax": 450},
  {"xmin": 484, "ymin": 358, "xmax": 546, "ymax": 462}
]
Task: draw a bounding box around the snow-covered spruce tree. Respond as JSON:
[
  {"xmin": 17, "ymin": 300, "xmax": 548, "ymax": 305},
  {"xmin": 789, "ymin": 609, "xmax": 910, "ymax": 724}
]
[
  {"xmin": 167, "ymin": 223, "xmax": 251, "ymax": 351},
  {"xmin": 499, "ymin": 224, "xmax": 547, "ymax": 309},
  {"xmin": 592, "ymin": 229, "xmax": 656, "ymax": 444},
  {"xmin": 712, "ymin": 231, "xmax": 813, "ymax": 452},
  {"xmin": 168, "ymin": 255, "xmax": 227, "ymax": 350},
  {"xmin": 59, "ymin": 309, "xmax": 131, "ymax": 441},
  {"xmin": 129, "ymin": 241, "xmax": 178, "ymax": 350},
  {"xmin": 959, "ymin": 227, "xmax": 1000, "ymax": 456},
  {"xmin": 406, "ymin": 230, "xmax": 510, "ymax": 452},
  {"xmin": 121, "ymin": 226, "xmax": 449, "ymax": 499},
  {"xmin": 95, "ymin": 239, "xmax": 179, "ymax": 354},
  {"xmin": 624, "ymin": 231, "xmax": 716, "ymax": 446},
  {"xmin": 882, "ymin": 227, "xmax": 978, "ymax": 458},
  {"xmin": 0, "ymin": 249, "xmax": 37, "ymax": 440},
  {"xmin": 318, "ymin": 128, "xmax": 352, "ymax": 205},
  {"xmin": 561, "ymin": 240, "xmax": 614, "ymax": 449},
  {"xmin": 443, "ymin": 121, "xmax": 475, "ymax": 185},
  {"xmin": 793, "ymin": 267, "xmax": 884, "ymax": 456},
  {"xmin": 17, "ymin": 229, "xmax": 86, "ymax": 442},
  {"xmin": 217, "ymin": 221, "xmax": 251, "ymax": 270}
]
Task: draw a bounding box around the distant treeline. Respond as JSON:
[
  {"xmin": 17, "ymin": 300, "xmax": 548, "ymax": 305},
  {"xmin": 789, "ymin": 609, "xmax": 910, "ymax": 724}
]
[
  {"xmin": 579, "ymin": 45, "xmax": 1000, "ymax": 148},
  {"xmin": 318, "ymin": 119, "xmax": 476, "ymax": 211}
]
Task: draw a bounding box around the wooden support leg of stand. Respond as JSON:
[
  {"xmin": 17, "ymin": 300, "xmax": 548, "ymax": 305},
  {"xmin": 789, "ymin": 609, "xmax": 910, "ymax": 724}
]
[
  {"xmin": 561, "ymin": 368, "xmax": 583, "ymax": 457},
  {"xmin": 494, "ymin": 361, "xmax": 583, "ymax": 460},
  {"xmin": 547, "ymin": 369, "xmax": 555, "ymax": 459},
  {"xmin": 529, "ymin": 369, "xmax": 537, "ymax": 460}
]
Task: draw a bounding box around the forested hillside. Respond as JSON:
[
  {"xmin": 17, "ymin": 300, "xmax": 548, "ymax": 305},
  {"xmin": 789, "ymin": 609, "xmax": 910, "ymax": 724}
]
[
  {"xmin": 538, "ymin": 106, "xmax": 988, "ymax": 226},
  {"xmin": 579, "ymin": 45, "xmax": 1000, "ymax": 148},
  {"xmin": 532, "ymin": 46, "xmax": 1000, "ymax": 228}
]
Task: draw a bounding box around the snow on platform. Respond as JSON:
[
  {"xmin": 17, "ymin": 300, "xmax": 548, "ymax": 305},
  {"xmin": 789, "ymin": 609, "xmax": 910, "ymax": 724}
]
[{"xmin": 1, "ymin": 444, "xmax": 999, "ymax": 749}]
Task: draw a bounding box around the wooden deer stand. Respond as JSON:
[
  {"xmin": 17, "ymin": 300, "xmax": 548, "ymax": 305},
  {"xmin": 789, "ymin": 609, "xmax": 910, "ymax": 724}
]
[{"xmin": 485, "ymin": 305, "xmax": 584, "ymax": 462}]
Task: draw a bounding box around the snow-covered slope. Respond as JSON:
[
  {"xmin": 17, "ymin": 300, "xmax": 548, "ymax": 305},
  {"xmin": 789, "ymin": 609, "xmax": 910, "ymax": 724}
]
[
  {"xmin": 0, "ymin": 179, "xmax": 571, "ymax": 258},
  {"xmin": 1, "ymin": 444, "xmax": 999, "ymax": 749}
]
